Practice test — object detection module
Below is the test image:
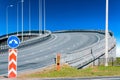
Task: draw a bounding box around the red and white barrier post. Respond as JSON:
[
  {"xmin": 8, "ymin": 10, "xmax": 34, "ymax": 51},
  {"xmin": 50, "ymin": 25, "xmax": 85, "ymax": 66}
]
[
  {"xmin": 7, "ymin": 35, "xmax": 20, "ymax": 78},
  {"xmin": 8, "ymin": 49, "xmax": 17, "ymax": 78}
]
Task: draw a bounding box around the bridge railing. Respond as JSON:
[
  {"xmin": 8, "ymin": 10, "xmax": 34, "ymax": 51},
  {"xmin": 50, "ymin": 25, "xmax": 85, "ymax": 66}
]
[
  {"xmin": 0, "ymin": 30, "xmax": 51, "ymax": 53},
  {"xmin": 59, "ymin": 30, "xmax": 116, "ymax": 68}
]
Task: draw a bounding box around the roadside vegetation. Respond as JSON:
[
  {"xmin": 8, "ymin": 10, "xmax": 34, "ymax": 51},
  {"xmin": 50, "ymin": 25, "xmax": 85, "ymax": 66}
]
[{"xmin": 19, "ymin": 58, "xmax": 120, "ymax": 78}]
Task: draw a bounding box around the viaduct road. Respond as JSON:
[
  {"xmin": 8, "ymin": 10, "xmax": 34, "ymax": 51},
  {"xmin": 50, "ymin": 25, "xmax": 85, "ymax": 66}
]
[{"xmin": 0, "ymin": 31, "xmax": 105, "ymax": 75}]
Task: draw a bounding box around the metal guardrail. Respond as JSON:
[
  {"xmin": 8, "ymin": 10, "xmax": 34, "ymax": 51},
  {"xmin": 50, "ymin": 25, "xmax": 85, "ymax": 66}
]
[
  {"xmin": 0, "ymin": 30, "xmax": 51, "ymax": 52},
  {"xmin": 58, "ymin": 30, "xmax": 116, "ymax": 69}
]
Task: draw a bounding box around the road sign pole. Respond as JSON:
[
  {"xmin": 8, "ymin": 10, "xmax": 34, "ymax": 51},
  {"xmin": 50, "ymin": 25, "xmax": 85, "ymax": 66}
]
[
  {"xmin": 7, "ymin": 36, "xmax": 20, "ymax": 78},
  {"xmin": 8, "ymin": 49, "xmax": 17, "ymax": 78}
]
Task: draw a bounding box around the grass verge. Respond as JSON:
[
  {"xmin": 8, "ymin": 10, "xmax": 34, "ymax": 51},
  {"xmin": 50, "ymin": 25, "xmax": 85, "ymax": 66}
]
[{"xmin": 19, "ymin": 64, "xmax": 120, "ymax": 78}]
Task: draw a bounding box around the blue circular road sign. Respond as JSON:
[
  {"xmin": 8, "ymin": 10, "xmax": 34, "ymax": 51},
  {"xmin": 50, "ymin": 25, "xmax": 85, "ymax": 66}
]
[{"xmin": 7, "ymin": 35, "xmax": 20, "ymax": 49}]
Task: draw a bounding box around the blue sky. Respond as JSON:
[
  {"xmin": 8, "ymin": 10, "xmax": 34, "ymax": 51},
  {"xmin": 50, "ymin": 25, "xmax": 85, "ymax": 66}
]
[{"xmin": 0, "ymin": 0, "xmax": 120, "ymax": 55}]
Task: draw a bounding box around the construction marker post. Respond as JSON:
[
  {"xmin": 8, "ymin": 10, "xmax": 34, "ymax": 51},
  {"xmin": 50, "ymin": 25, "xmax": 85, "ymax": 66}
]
[
  {"xmin": 7, "ymin": 36, "xmax": 20, "ymax": 78},
  {"xmin": 8, "ymin": 49, "xmax": 17, "ymax": 78},
  {"xmin": 56, "ymin": 54, "xmax": 61, "ymax": 71}
]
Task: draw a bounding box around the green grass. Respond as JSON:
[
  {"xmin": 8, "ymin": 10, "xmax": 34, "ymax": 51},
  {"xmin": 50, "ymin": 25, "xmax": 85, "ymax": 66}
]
[
  {"xmin": 19, "ymin": 58, "xmax": 120, "ymax": 78},
  {"xmin": 114, "ymin": 58, "xmax": 120, "ymax": 65},
  {"xmin": 26, "ymin": 65, "xmax": 120, "ymax": 78},
  {"xmin": 108, "ymin": 58, "xmax": 120, "ymax": 66}
]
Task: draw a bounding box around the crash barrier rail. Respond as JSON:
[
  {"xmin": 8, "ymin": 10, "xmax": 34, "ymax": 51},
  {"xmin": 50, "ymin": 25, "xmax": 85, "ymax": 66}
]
[
  {"xmin": 0, "ymin": 30, "xmax": 51, "ymax": 53},
  {"xmin": 57, "ymin": 30, "xmax": 116, "ymax": 68},
  {"xmin": 53, "ymin": 30, "xmax": 113, "ymax": 36}
]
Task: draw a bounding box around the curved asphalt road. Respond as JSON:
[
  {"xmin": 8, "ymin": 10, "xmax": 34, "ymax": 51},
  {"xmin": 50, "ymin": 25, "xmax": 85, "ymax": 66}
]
[{"xmin": 0, "ymin": 32, "xmax": 105, "ymax": 75}]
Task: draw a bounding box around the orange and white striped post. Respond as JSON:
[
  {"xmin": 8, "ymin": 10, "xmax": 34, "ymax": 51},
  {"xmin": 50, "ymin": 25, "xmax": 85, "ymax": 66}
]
[
  {"xmin": 8, "ymin": 49, "xmax": 17, "ymax": 78},
  {"xmin": 56, "ymin": 54, "xmax": 61, "ymax": 71}
]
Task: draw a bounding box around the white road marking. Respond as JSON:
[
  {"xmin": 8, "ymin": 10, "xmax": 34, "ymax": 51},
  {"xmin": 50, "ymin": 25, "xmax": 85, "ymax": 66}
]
[
  {"xmin": 20, "ymin": 34, "xmax": 58, "ymax": 52},
  {"xmin": 45, "ymin": 55, "xmax": 48, "ymax": 58},
  {"xmin": 67, "ymin": 48, "xmax": 70, "ymax": 50},
  {"xmin": 18, "ymin": 34, "xmax": 71, "ymax": 58},
  {"xmin": 25, "ymin": 61, "xmax": 29, "ymax": 63},
  {"xmin": 60, "ymin": 50, "xmax": 64, "ymax": 53},
  {"xmin": 35, "ymin": 58, "xmax": 39, "ymax": 60},
  {"xmin": 54, "ymin": 45, "xmax": 57, "ymax": 47}
]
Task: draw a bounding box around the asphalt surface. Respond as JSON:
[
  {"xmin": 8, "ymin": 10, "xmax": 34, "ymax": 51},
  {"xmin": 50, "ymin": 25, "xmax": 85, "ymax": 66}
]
[{"xmin": 0, "ymin": 32, "xmax": 105, "ymax": 75}]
